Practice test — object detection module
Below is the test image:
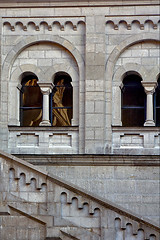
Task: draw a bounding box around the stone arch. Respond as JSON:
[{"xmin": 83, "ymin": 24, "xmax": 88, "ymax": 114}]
[
  {"xmin": 105, "ymin": 33, "xmax": 160, "ymax": 151},
  {"xmin": 45, "ymin": 63, "xmax": 79, "ymax": 126},
  {"xmin": 4, "ymin": 35, "xmax": 84, "ymax": 153},
  {"xmin": 111, "ymin": 64, "xmax": 160, "ymax": 127},
  {"xmin": 106, "ymin": 32, "xmax": 160, "ymax": 72},
  {"xmin": 8, "ymin": 65, "xmax": 44, "ymax": 126},
  {"xmin": 11, "ymin": 64, "xmax": 44, "ymax": 84},
  {"xmin": 105, "ymin": 33, "xmax": 160, "ymax": 91},
  {"xmin": 112, "ymin": 63, "xmax": 146, "ymax": 126},
  {"xmin": 147, "ymin": 66, "xmax": 160, "ymax": 83},
  {"xmin": 113, "ymin": 63, "xmax": 146, "ymax": 84},
  {"xmin": 2, "ymin": 34, "xmax": 84, "ymax": 82},
  {"xmin": 44, "ymin": 63, "xmax": 79, "ymax": 83}
]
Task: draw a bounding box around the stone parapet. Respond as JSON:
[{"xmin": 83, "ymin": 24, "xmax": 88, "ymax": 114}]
[
  {"xmin": 8, "ymin": 126, "xmax": 79, "ymax": 154},
  {"xmin": 112, "ymin": 127, "xmax": 160, "ymax": 155}
]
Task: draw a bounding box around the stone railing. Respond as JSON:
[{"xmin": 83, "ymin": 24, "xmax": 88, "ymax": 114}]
[
  {"xmin": 8, "ymin": 126, "xmax": 79, "ymax": 155},
  {"xmin": 0, "ymin": 150, "xmax": 159, "ymax": 239},
  {"xmin": 112, "ymin": 127, "xmax": 160, "ymax": 155}
]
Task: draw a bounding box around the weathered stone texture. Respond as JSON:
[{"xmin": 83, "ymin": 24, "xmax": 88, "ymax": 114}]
[
  {"xmin": 0, "ymin": 1, "xmax": 159, "ymax": 239},
  {"xmin": 0, "ymin": 151, "xmax": 159, "ymax": 239},
  {"xmin": 41, "ymin": 165, "xmax": 160, "ymax": 225}
]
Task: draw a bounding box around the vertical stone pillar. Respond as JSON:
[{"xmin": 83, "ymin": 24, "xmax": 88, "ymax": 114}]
[
  {"xmin": 71, "ymin": 81, "xmax": 79, "ymax": 126},
  {"xmin": 84, "ymin": 14, "xmax": 106, "ymax": 153},
  {"xmin": 112, "ymin": 82, "xmax": 123, "ymax": 126},
  {"xmin": 0, "ymin": 17, "xmax": 8, "ymax": 152},
  {"xmin": 38, "ymin": 83, "xmax": 53, "ymax": 126},
  {"xmin": 142, "ymin": 82, "xmax": 157, "ymax": 126}
]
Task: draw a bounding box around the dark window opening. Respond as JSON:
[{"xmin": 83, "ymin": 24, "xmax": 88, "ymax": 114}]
[
  {"xmin": 121, "ymin": 74, "xmax": 146, "ymax": 127},
  {"xmin": 154, "ymin": 77, "xmax": 160, "ymax": 127},
  {"xmin": 50, "ymin": 72, "xmax": 73, "ymax": 126},
  {"xmin": 20, "ymin": 74, "xmax": 42, "ymax": 126}
]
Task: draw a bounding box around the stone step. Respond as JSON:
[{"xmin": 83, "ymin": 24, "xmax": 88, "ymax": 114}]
[
  {"xmin": 0, "ymin": 150, "xmax": 159, "ymax": 240},
  {"xmin": 0, "ymin": 204, "xmax": 10, "ymax": 215}
]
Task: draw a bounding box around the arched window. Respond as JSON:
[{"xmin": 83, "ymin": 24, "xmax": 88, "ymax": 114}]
[
  {"xmin": 20, "ymin": 74, "xmax": 42, "ymax": 126},
  {"xmin": 154, "ymin": 77, "xmax": 160, "ymax": 126},
  {"xmin": 121, "ymin": 74, "xmax": 146, "ymax": 127},
  {"xmin": 50, "ymin": 72, "xmax": 73, "ymax": 126}
]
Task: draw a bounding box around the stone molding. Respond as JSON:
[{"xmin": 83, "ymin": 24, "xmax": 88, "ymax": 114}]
[
  {"xmin": 8, "ymin": 126, "xmax": 79, "ymax": 154},
  {"xmin": 106, "ymin": 33, "xmax": 160, "ymax": 70},
  {"xmin": 0, "ymin": 0, "xmax": 159, "ymax": 7},
  {"xmin": 44, "ymin": 63, "xmax": 79, "ymax": 83},
  {"xmin": 38, "ymin": 82, "xmax": 54, "ymax": 94},
  {"xmin": 142, "ymin": 82, "xmax": 158, "ymax": 94},
  {"xmin": 106, "ymin": 17, "xmax": 159, "ymax": 31},
  {"xmin": 11, "ymin": 64, "xmax": 45, "ymax": 82},
  {"xmin": 15, "ymin": 153, "xmax": 160, "ymax": 167},
  {"xmin": 112, "ymin": 126, "xmax": 160, "ymax": 155},
  {"xmin": 10, "ymin": 62, "xmax": 79, "ymax": 83},
  {"xmin": 113, "ymin": 63, "xmax": 153, "ymax": 84},
  {"xmin": 3, "ymin": 17, "xmax": 85, "ymax": 32},
  {"xmin": 3, "ymin": 34, "xmax": 84, "ymax": 79}
]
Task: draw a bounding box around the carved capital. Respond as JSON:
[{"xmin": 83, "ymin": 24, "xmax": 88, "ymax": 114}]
[
  {"xmin": 38, "ymin": 82, "xmax": 54, "ymax": 95},
  {"xmin": 142, "ymin": 82, "xmax": 157, "ymax": 95}
]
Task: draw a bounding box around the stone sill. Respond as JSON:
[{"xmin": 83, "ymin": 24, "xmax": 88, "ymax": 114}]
[
  {"xmin": 112, "ymin": 126, "xmax": 160, "ymax": 132},
  {"xmin": 8, "ymin": 126, "xmax": 79, "ymax": 132}
]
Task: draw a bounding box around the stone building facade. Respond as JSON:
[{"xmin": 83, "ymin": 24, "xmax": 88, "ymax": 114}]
[{"xmin": 0, "ymin": 0, "xmax": 159, "ymax": 239}]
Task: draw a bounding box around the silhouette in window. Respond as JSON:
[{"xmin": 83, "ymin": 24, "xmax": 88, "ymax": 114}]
[
  {"xmin": 51, "ymin": 73, "xmax": 73, "ymax": 126},
  {"xmin": 20, "ymin": 75, "xmax": 42, "ymax": 126},
  {"xmin": 121, "ymin": 74, "xmax": 146, "ymax": 127}
]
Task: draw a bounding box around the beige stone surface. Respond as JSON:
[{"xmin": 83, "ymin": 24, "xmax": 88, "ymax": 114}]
[
  {"xmin": 0, "ymin": 151, "xmax": 159, "ymax": 239},
  {"xmin": 0, "ymin": 1, "xmax": 159, "ymax": 239}
]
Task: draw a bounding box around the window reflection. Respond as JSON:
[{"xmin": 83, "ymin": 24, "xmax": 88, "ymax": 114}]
[
  {"xmin": 20, "ymin": 76, "xmax": 42, "ymax": 126},
  {"xmin": 121, "ymin": 74, "xmax": 146, "ymax": 127},
  {"xmin": 51, "ymin": 73, "xmax": 73, "ymax": 126}
]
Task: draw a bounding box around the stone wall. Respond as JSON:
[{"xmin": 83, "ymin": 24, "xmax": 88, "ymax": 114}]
[
  {"xmin": 0, "ymin": 1, "xmax": 159, "ymax": 154},
  {"xmin": 40, "ymin": 164, "xmax": 160, "ymax": 225},
  {"xmin": 0, "ymin": 2, "xmax": 159, "ymax": 239}
]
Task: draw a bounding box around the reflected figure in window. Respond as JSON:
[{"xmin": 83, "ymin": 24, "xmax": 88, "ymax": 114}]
[
  {"xmin": 52, "ymin": 79, "xmax": 71, "ymax": 126},
  {"xmin": 20, "ymin": 76, "xmax": 42, "ymax": 126}
]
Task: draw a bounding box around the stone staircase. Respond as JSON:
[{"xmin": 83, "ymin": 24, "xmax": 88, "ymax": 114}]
[{"xmin": 0, "ymin": 150, "xmax": 159, "ymax": 240}]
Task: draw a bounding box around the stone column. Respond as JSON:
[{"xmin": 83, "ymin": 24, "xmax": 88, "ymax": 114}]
[
  {"xmin": 38, "ymin": 83, "xmax": 54, "ymax": 126},
  {"xmin": 112, "ymin": 82, "xmax": 123, "ymax": 126},
  {"xmin": 142, "ymin": 82, "xmax": 157, "ymax": 126},
  {"xmin": 71, "ymin": 81, "xmax": 79, "ymax": 126}
]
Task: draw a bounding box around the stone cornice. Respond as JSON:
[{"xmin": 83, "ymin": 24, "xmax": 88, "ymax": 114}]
[
  {"xmin": 0, "ymin": 0, "xmax": 159, "ymax": 8},
  {"xmin": 14, "ymin": 154, "xmax": 160, "ymax": 166}
]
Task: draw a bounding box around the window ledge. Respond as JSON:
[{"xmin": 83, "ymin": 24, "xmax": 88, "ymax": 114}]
[
  {"xmin": 112, "ymin": 126, "xmax": 160, "ymax": 132},
  {"xmin": 8, "ymin": 125, "xmax": 79, "ymax": 131}
]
